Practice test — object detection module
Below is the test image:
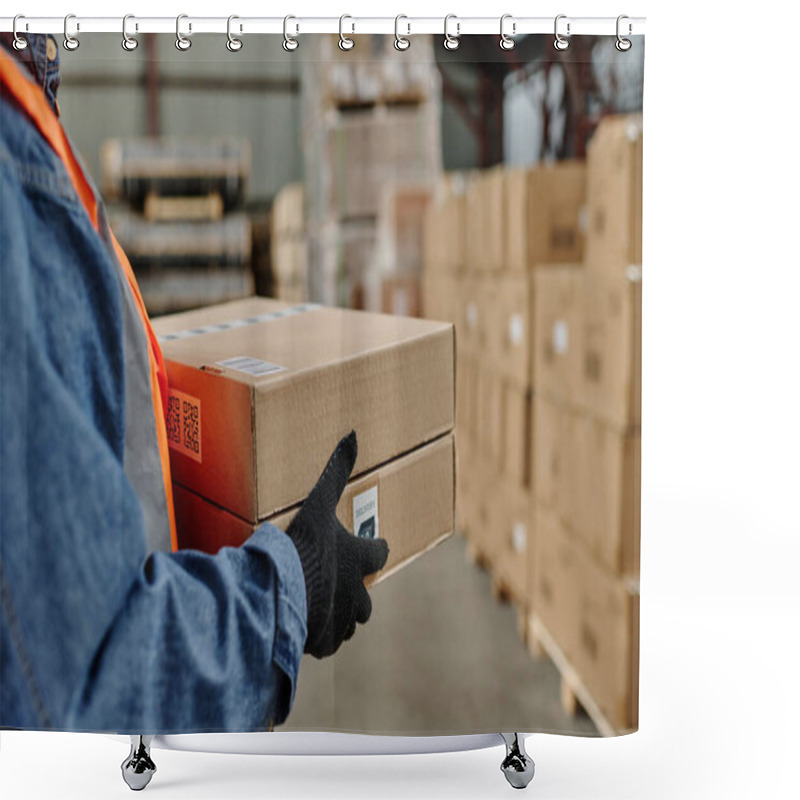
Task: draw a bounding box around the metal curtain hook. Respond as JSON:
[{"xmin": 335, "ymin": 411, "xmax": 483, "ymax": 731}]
[
  {"xmin": 175, "ymin": 13, "xmax": 192, "ymax": 51},
  {"xmin": 554, "ymin": 14, "xmax": 570, "ymax": 51},
  {"xmin": 283, "ymin": 15, "xmax": 299, "ymax": 51},
  {"xmin": 444, "ymin": 14, "xmax": 460, "ymax": 51},
  {"xmin": 12, "ymin": 15, "xmax": 28, "ymax": 51},
  {"xmin": 499, "ymin": 14, "xmax": 515, "ymax": 50},
  {"xmin": 339, "ymin": 14, "xmax": 354, "ymax": 51},
  {"xmin": 122, "ymin": 14, "xmax": 138, "ymax": 51},
  {"xmin": 227, "ymin": 15, "xmax": 243, "ymax": 52},
  {"xmin": 64, "ymin": 14, "xmax": 80, "ymax": 50},
  {"xmin": 394, "ymin": 14, "xmax": 410, "ymax": 51},
  {"xmin": 616, "ymin": 14, "xmax": 632, "ymax": 51}
]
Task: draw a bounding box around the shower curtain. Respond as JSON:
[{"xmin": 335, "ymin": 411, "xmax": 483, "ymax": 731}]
[{"xmin": 0, "ymin": 24, "xmax": 644, "ymax": 743}]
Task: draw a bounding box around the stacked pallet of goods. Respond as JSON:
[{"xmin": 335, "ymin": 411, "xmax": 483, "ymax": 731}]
[
  {"xmin": 301, "ymin": 34, "xmax": 441, "ymax": 310},
  {"xmin": 422, "ymin": 113, "xmax": 642, "ymax": 735},
  {"xmin": 101, "ymin": 137, "xmax": 253, "ymax": 315},
  {"xmin": 529, "ymin": 113, "xmax": 642, "ymax": 735}
]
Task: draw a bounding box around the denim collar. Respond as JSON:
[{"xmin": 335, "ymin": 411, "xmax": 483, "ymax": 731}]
[{"xmin": 0, "ymin": 33, "xmax": 61, "ymax": 116}]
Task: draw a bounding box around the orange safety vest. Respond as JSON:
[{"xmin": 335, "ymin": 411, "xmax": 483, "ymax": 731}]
[{"xmin": 0, "ymin": 55, "xmax": 178, "ymax": 552}]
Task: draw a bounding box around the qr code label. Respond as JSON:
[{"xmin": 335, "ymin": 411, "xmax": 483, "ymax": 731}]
[{"xmin": 166, "ymin": 389, "xmax": 202, "ymax": 463}]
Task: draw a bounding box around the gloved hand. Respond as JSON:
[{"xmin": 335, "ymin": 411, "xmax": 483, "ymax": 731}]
[{"xmin": 286, "ymin": 431, "xmax": 389, "ymax": 659}]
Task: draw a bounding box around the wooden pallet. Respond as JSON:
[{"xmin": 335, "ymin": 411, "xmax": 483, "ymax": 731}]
[
  {"xmin": 464, "ymin": 538, "xmax": 493, "ymax": 572},
  {"xmin": 527, "ymin": 614, "xmax": 616, "ymax": 737}
]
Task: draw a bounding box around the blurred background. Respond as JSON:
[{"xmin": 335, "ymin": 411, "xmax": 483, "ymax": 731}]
[{"xmin": 58, "ymin": 33, "xmax": 643, "ymax": 737}]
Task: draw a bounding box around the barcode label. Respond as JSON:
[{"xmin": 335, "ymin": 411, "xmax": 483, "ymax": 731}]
[
  {"xmin": 166, "ymin": 389, "xmax": 202, "ymax": 463},
  {"xmin": 217, "ymin": 356, "xmax": 284, "ymax": 377}
]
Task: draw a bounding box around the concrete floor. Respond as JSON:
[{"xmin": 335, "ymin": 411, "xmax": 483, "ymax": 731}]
[{"xmin": 279, "ymin": 533, "xmax": 598, "ymax": 737}]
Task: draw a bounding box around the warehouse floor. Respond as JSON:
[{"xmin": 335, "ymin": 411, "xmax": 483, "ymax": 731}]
[{"xmin": 279, "ymin": 533, "xmax": 598, "ymax": 737}]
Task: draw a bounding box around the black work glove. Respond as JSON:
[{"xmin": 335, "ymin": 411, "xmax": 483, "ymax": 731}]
[{"xmin": 286, "ymin": 431, "xmax": 389, "ymax": 659}]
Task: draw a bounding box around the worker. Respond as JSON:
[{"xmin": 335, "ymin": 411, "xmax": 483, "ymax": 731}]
[{"xmin": 0, "ymin": 34, "xmax": 389, "ymax": 732}]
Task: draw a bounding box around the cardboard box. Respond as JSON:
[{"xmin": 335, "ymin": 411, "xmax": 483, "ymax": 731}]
[
  {"xmin": 505, "ymin": 163, "xmax": 586, "ymax": 271},
  {"xmin": 532, "ymin": 396, "xmax": 572, "ymax": 520},
  {"xmin": 533, "ymin": 508, "xmax": 639, "ymax": 732},
  {"xmin": 584, "ymin": 114, "xmax": 643, "ymax": 274},
  {"xmin": 491, "ymin": 480, "xmax": 532, "ymax": 606},
  {"xmin": 489, "ymin": 272, "xmax": 535, "ymax": 389},
  {"xmin": 534, "ymin": 266, "xmax": 584, "ymax": 404},
  {"xmin": 455, "ymin": 276, "xmax": 493, "ymax": 357},
  {"xmin": 464, "ymin": 174, "xmax": 484, "ymax": 273},
  {"xmin": 476, "ymin": 366, "xmax": 504, "ymax": 471},
  {"xmin": 442, "ymin": 172, "xmax": 470, "ymax": 272},
  {"xmin": 153, "ymin": 297, "xmax": 454, "ymax": 523},
  {"xmin": 528, "ymin": 163, "xmax": 586, "ymax": 267},
  {"xmin": 465, "ymin": 169, "xmax": 504, "ymax": 272},
  {"xmin": 455, "ymin": 352, "xmax": 479, "ymax": 445},
  {"xmin": 485, "ymin": 167, "xmax": 506, "ymax": 271},
  {"xmin": 504, "ymin": 168, "xmax": 529, "ymax": 271},
  {"xmin": 173, "ymin": 433, "xmax": 455, "ymax": 588},
  {"xmin": 421, "ymin": 272, "xmax": 456, "ymax": 325},
  {"xmin": 423, "ymin": 173, "xmax": 469, "ymax": 275},
  {"xmin": 467, "ymin": 468, "xmax": 496, "ymax": 558},
  {"xmin": 502, "ymin": 382, "xmax": 533, "ymax": 489},
  {"xmin": 573, "ymin": 413, "xmax": 640, "ymax": 577},
  {"xmin": 581, "ymin": 271, "xmax": 642, "ymax": 428}
]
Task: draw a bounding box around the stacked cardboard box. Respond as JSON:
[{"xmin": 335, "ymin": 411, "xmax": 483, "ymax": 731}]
[
  {"xmin": 421, "ymin": 113, "xmax": 642, "ymax": 734},
  {"xmin": 302, "ymin": 35, "xmax": 442, "ymax": 308},
  {"xmin": 423, "ymin": 162, "xmax": 587, "ymax": 613},
  {"xmin": 152, "ymin": 297, "xmax": 456, "ymax": 587},
  {"xmin": 270, "ymin": 183, "xmax": 308, "ymax": 303},
  {"xmin": 529, "ymin": 114, "xmax": 642, "ymax": 733}
]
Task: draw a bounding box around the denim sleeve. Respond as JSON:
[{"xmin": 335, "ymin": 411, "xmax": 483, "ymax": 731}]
[
  {"xmin": 69, "ymin": 526, "xmax": 309, "ymax": 733},
  {"xmin": 0, "ymin": 107, "xmax": 307, "ymax": 733}
]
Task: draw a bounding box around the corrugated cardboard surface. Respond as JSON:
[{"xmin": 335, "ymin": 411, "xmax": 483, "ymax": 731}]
[
  {"xmin": 491, "ymin": 479, "xmax": 532, "ymax": 607},
  {"xmin": 533, "ymin": 396, "xmax": 640, "ymax": 579},
  {"xmin": 502, "ymin": 383, "xmax": 532, "ymax": 489},
  {"xmin": 489, "ymin": 272, "xmax": 535, "ymax": 389},
  {"xmin": 172, "ymin": 433, "xmax": 455, "ymax": 588},
  {"xmin": 585, "ymin": 114, "xmax": 643, "ymax": 274},
  {"xmin": 532, "ymin": 395, "xmax": 571, "ymax": 515},
  {"xmin": 581, "ymin": 271, "xmax": 642, "ymax": 429},
  {"xmin": 534, "ymin": 266, "xmax": 585, "ymax": 404},
  {"xmin": 573, "ymin": 413, "xmax": 641, "ymax": 577},
  {"xmin": 154, "ymin": 298, "xmax": 454, "ymax": 522},
  {"xmin": 504, "ymin": 163, "xmax": 586, "ymax": 271},
  {"xmin": 533, "ymin": 508, "xmax": 638, "ymax": 732},
  {"xmin": 527, "ymin": 162, "xmax": 586, "ymax": 268}
]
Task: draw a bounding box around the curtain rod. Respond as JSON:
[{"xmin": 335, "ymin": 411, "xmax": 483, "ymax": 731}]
[{"xmin": 0, "ymin": 16, "xmax": 646, "ymax": 37}]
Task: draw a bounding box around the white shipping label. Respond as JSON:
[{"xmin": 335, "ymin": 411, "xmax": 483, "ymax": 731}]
[
  {"xmin": 509, "ymin": 314, "xmax": 524, "ymax": 346},
  {"xmin": 217, "ymin": 356, "xmax": 285, "ymax": 377},
  {"xmin": 353, "ymin": 485, "xmax": 379, "ymax": 540},
  {"xmin": 166, "ymin": 389, "xmax": 202, "ymax": 463},
  {"xmin": 512, "ymin": 523, "xmax": 527, "ymax": 553},
  {"xmin": 552, "ymin": 320, "xmax": 569, "ymax": 355}
]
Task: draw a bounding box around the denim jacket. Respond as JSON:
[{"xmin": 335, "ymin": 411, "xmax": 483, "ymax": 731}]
[{"xmin": 0, "ymin": 37, "xmax": 308, "ymax": 733}]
